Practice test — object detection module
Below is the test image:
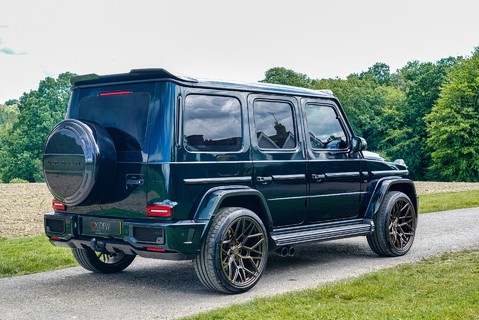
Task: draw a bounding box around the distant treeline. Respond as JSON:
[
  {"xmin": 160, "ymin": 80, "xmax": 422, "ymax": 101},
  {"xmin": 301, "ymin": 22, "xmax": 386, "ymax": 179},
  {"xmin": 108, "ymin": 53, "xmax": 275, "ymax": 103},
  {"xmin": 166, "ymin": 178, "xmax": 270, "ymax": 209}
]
[{"xmin": 1, "ymin": 47, "xmax": 479, "ymax": 182}]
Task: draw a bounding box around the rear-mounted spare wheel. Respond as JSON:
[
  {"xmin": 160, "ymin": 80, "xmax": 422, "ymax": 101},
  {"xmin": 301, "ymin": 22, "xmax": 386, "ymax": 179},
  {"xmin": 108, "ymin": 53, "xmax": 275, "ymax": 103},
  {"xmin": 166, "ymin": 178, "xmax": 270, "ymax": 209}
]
[{"xmin": 43, "ymin": 119, "xmax": 116, "ymax": 206}]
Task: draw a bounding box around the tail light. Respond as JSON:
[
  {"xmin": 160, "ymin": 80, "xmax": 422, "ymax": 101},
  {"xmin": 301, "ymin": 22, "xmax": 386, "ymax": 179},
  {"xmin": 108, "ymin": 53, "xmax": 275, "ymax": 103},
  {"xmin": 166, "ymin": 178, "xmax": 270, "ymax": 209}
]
[
  {"xmin": 52, "ymin": 199, "xmax": 66, "ymax": 211},
  {"xmin": 147, "ymin": 205, "xmax": 173, "ymax": 217}
]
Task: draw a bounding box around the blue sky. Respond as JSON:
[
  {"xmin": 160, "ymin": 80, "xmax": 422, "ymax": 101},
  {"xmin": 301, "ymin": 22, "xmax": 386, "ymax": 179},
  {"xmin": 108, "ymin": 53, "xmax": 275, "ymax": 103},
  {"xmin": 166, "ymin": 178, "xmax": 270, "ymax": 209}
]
[{"xmin": 1, "ymin": 0, "xmax": 478, "ymax": 103}]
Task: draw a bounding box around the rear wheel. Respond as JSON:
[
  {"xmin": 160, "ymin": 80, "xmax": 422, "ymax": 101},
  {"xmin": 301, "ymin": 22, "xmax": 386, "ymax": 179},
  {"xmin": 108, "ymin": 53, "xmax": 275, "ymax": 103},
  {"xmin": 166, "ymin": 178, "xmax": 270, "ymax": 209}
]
[
  {"xmin": 72, "ymin": 247, "xmax": 135, "ymax": 273},
  {"xmin": 367, "ymin": 191, "xmax": 417, "ymax": 256},
  {"xmin": 193, "ymin": 207, "xmax": 268, "ymax": 293}
]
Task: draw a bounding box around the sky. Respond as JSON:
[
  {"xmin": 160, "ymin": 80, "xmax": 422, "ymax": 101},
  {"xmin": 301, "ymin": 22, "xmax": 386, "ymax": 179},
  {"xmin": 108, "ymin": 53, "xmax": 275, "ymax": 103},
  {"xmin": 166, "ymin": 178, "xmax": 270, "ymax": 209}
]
[{"xmin": 1, "ymin": 0, "xmax": 478, "ymax": 104}]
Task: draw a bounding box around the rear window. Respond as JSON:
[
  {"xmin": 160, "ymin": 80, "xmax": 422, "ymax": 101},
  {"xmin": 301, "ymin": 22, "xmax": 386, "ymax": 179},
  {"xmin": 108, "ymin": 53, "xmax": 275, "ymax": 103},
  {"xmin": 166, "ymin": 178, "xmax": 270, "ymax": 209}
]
[{"xmin": 76, "ymin": 89, "xmax": 151, "ymax": 152}]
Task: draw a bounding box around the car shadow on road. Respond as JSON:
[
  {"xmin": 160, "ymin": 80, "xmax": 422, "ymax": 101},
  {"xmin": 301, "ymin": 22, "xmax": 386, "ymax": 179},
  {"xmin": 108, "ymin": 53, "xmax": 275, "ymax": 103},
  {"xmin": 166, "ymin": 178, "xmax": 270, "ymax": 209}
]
[{"xmin": 41, "ymin": 238, "xmax": 379, "ymax": 297}]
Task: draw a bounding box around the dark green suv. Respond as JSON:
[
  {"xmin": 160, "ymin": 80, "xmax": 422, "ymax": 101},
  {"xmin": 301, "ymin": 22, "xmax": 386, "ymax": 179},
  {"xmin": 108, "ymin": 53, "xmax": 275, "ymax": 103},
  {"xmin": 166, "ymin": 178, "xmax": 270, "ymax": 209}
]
[{"xmin": 43, "ymin": 69, "xmax": 417, "ymax": 293}]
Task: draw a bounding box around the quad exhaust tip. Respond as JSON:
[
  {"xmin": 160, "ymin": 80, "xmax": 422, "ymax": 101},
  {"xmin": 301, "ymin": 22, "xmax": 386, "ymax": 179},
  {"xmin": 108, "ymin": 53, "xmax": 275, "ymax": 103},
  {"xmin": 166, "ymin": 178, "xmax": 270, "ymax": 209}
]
[{"xmin": 275, "ymin": 245, "xmax": 295, "ymax": 257}]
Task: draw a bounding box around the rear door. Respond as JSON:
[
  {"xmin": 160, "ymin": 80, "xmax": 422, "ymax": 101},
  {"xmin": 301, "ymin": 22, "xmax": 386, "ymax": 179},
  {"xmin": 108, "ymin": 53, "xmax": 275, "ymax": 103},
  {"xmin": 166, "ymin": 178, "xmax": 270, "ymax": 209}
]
[
  {"xmin": 249, "ymin": 95, "xmax": 308, "ymax": 227},
  {"xmin": 303, "ymin": 99, "xmax": 363, "ymax": 222},
  {"xmin": 66, "ymin": 83, "xmax": 156, "ymax": 218}
]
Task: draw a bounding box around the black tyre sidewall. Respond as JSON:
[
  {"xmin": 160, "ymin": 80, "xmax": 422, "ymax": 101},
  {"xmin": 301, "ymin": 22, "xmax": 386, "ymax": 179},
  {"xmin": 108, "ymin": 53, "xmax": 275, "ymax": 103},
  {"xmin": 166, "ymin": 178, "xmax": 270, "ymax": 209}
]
[
  {"xmin": 72, "ymin": 247, "xmax": 135, "ymax": 273},
  {"xmin": 194, "ymin": 207, "xmax": 268, "ymax": 293},
  {"xmin": 370, "ymin": 191, "xmax": 417, "ymax": 256}
]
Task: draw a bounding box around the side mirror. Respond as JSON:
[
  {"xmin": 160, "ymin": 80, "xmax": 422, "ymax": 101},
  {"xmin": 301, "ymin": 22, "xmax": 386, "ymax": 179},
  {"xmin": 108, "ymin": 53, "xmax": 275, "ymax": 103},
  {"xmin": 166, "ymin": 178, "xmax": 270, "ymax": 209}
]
[{"xmin": 351, "ymin": 136, "xmax": 367, "ymax": 152}]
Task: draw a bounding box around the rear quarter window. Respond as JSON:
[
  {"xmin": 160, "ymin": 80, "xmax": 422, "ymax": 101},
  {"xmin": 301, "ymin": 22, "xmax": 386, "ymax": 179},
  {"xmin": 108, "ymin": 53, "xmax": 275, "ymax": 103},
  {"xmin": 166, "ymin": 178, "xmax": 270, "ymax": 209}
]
[{"xmin": 183, "ymin": 95, "xmax": 242, "ymax": 152}]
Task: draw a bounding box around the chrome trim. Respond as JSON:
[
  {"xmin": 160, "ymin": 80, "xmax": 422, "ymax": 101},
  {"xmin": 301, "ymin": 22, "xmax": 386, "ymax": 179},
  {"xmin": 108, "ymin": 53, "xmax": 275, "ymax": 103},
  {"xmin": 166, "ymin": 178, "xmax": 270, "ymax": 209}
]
[
  {"xmin": 310, "ymin": 192, "xmax": 366, "ymax": 198},
  {"xmin": 171, "ymin": 161, "xmax": 252, "ymax": 165},
  {"xmin": 325, "ymin": 172, "xmax": 360, "ymax": 178},
  {"xmin": 372, "ymin": 170, "xmax": 409, "ymax": 176},
  {"xmin": 183, "ymin": 176, "xmax": 252, "ymax": 185},
  {"xmin": 272, "ymin": 174, "xmax": 305, "ymax": 181},
  {"xmin": 269, "ymin": 195, "xmax": 308, "ymax": 201}
]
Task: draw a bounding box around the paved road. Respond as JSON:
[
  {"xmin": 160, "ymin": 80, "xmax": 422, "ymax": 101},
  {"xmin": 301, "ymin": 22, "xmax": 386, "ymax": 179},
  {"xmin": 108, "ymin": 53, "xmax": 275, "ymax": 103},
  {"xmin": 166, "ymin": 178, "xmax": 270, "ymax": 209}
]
[{"xmin": 1, "ymin": 208, "xmax": 479, "ymax": 320}]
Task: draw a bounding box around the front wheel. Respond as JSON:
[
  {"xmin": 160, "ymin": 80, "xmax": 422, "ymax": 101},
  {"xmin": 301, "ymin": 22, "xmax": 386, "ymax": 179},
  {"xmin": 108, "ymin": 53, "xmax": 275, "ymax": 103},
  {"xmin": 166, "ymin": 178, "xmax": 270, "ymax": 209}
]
[
  {"xmin": 193, "ymin": 207, "xmax": 268, "ymax": 293},
  {"xmin": 72, "ymin": 247, "xmax": 135, "ymax": 273},
  {"xmin": 367, "ymin": 191, "xmax": 417, "ymax": 257}
]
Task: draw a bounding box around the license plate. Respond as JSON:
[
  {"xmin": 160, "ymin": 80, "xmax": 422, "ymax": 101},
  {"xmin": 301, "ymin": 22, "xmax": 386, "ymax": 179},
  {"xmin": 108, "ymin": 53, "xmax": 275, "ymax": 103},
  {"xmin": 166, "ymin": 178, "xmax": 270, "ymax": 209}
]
[{"xmin": 82, "ymin": 217, "xmax": 122, "ymax": 237}]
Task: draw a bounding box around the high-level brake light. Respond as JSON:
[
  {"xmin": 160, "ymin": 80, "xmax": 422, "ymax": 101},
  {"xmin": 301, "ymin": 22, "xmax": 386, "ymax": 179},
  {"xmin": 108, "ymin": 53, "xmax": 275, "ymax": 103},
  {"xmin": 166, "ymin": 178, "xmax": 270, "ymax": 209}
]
[{"xmin": 99, "ymin": 90, "xmax": 132, "ymax": 96}]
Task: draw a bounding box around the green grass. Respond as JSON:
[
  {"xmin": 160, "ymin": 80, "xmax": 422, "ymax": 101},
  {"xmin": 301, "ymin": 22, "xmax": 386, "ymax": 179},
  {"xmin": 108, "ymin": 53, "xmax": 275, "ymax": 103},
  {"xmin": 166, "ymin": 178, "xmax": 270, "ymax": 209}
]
[
  {"xmin": 184, "ymin": 250, "xmax": 479, "ymax": 320},
  {"xmin": 0, "ymin": 235, "xmax": 77, "ymax": 277},
  {"xmin": 419, "ymin": 189, "xmax": 479, "ymax": 213}
]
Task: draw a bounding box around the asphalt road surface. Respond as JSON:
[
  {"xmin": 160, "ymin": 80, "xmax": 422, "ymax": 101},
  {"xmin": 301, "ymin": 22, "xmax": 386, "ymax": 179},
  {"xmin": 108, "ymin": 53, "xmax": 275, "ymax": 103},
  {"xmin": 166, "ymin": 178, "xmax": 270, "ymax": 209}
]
[{"xmin": 1, "ymin": 208, "xmax": 479, "ymax": 320}]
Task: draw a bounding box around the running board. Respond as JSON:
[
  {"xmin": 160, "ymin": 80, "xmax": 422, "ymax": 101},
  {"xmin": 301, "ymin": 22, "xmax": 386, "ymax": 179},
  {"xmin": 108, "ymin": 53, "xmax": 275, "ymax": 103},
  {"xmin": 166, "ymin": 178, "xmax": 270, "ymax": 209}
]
[{"xmin": 271, "ymin": 219, "xmax": 374, "ymax": 246}]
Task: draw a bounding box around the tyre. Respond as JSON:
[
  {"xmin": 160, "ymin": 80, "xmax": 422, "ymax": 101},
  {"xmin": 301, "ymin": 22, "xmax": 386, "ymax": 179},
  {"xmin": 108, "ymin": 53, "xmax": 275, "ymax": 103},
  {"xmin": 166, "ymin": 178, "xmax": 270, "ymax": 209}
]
[
  {"xmin": 193, "ymin": 207, "xmax": 268, "ymax": 293},
  {"xmin": 72, "ymin": 247, "xmax": 135, "ymax": 273},
  {"xmin": 43, "ymin": 119, "xmax": 116, "ymax": 205},
  {"xmin": 367, "ymin": 191, "xmax": 417, "ymax": 257}
]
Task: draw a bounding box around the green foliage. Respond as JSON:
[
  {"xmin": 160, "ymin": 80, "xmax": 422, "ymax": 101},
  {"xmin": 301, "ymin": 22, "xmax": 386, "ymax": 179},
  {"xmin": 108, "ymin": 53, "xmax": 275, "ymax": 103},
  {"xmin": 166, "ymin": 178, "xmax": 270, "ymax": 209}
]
[
  {"xmin": 9, "ymin": 178, "xmax": 28, "ymax": 184},
  {"xmin": 312, "ymin": 73, "xmax": 406, "ymax": 151},
  {"xmin": 185, "ymin": 250, "xmax": 479, "ymax": 320},
  {"xmin": 381, "ymin": 58, "xmax": 458, "ymax": 180},
  {"xmin": 0, "ymin": 73, "xmax": 74, "ymax": 182},
  {"xmin": 0, "ymin": 103, "xmax": 19, "ymax": 126},
  {"xmin": 425, "ymin": 53, "xmax": 479, "ymax": 181},
  {"xmin": 261, "ymin": 67, "xmax": 312, "ymax": 88}
]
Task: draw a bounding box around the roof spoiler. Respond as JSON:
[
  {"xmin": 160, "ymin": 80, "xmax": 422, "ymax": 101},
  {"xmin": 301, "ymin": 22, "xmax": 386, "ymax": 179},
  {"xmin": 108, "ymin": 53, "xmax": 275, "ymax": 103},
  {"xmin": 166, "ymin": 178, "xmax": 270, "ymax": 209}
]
[{"xmin": 71, "ymin": 68, "xmax": 198, "ymax": 86}]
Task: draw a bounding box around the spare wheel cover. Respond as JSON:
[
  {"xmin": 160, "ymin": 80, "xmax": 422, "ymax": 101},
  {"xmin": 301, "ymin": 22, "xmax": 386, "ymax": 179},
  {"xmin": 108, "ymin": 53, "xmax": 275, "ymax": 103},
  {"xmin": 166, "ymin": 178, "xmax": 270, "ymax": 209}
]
[{"xmin": 43, "ymin": 119, "xmax": 116, "ymax": 206}]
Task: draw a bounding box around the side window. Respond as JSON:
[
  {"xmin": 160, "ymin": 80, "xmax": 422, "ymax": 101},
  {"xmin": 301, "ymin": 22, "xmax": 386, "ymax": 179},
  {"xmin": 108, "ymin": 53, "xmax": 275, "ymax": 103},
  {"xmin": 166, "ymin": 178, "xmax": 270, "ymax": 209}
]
[
  {"xmin": 306, "ymin": 105, "xmax": 347, "ymax": 150},
  {"xmin": 254, "ymin": 100, "xmax": 296, "ymax": 149},
  {"xmin": 183, "ymin": 95, "xmax": 242, "ymax": 152}
]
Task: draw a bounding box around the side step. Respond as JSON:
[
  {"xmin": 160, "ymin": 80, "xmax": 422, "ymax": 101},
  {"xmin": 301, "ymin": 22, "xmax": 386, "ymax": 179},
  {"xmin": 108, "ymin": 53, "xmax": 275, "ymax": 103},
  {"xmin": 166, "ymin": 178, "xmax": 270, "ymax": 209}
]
[{"xmin": 271, "ymin": 219, "xmax": 374, "ymax": 246}]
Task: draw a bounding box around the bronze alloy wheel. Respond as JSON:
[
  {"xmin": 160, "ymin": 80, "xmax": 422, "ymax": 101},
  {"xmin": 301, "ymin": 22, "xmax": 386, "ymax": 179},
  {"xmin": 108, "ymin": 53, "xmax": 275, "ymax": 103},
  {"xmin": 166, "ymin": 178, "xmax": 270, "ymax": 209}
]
[
  {"xmin": 388, "ymin": 196, "xmax": 416, "ymax": 251},
  {"xmin": 220, "ymin": 216, "xmax": 266, "ymax": 287},
  {"xmin": 95, "ymin": 251, "xmax": 128, "ymax": 264},
  {"xmin": 193, "ymin": 207, "xmax": 268, "ymax": 293},
  {"xmin": 367, "ymin": 191, "xmax": 417, "ymax": 257}
]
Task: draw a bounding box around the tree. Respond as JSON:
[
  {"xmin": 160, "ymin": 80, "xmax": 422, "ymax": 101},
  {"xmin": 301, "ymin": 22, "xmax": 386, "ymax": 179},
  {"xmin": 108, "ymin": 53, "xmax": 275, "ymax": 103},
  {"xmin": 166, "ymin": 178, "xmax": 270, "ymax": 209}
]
[
  {"xmin": 382, "ymin": 58, "xmax": 458, "ymax": 180},
  {"xmin": 425, "ymin": 53, "xmax": 479, "ymax": 181},
  {"xmin": 0, "ymin": 103, "xmax": 19, "ymax": 126},
  {"xmin": 312, "ymin": 74, "xmax": 405, "ymax": 151},
  {"xmin": 261, "ymin": 67, "xmax": 312, "ymax": 88},
  {"xmin": 0, "ymin": 72, "xmax": 74, "ymax": 182},
  {"xmin": 360, "ymin": 62, "xmax": 392, "ymax": 86}
]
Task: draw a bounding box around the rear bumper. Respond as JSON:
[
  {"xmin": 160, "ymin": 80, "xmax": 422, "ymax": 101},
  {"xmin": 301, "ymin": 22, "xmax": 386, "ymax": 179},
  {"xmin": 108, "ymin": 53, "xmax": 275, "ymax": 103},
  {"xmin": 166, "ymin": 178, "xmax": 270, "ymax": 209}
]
[{"xmin": 44, "ymin": 212, "xmax": 207, "ymax": 260}]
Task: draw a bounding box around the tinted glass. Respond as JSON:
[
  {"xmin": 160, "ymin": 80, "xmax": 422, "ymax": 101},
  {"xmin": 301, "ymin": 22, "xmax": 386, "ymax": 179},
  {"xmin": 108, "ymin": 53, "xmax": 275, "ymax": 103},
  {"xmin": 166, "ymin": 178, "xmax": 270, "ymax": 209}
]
[
  {"xmin": 254, "ymin": 100, "xmax": 296, "ymax": 149},
  {"xmin": 306, "ymin": 105, "xmax": 347, "ymax": 149},
  {"xmin": 78, "ymin": 92, "xmax": 150, "ymax": 151},
  {"xmin": 184, "ymin": 95, "xmax": 242, "ymax": 152}
]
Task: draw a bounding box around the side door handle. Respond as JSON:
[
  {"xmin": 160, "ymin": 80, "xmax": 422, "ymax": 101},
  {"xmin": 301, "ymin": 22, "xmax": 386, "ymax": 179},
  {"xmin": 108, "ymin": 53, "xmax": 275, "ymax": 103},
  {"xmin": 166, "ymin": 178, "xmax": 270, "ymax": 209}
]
[
  {"xmin": 312, "ymin": 174, "xmax": 326, "ymax": 181},
  {"xmin": 256, "ymin": 176, "xmax": 273, "ymax": 184}
]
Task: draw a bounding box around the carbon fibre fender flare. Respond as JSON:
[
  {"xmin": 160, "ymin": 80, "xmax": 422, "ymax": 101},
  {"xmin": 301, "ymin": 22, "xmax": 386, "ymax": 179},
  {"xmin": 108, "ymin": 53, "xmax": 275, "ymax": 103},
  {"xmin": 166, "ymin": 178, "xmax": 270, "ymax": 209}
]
[
  {"xmin": 193, "ymin": 185, "xmax": 273, "ymax": 240},
  {"xmin": 363, "ymin": 177, "xmax": 418, "ymax": 220}
]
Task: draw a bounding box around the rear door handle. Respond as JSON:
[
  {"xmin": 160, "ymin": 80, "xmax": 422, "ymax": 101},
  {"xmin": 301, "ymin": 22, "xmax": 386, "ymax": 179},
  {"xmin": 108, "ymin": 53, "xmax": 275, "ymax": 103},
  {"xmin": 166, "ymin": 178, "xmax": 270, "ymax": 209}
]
[
  {"xmin": 312, "ymin": 174, "xmax": 326, "ymax": 181},
  {"xmin": 256, "ymin": 176, "xmax": 273, "ymax": 184}
]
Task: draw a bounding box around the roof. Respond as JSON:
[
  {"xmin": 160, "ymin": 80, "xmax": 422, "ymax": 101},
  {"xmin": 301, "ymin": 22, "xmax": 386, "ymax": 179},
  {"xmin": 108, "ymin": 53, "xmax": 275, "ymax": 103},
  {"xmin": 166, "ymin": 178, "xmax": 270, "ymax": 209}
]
[{"xmin": 71, "ymin": 68, "xmax": 334, "ymax": 98}]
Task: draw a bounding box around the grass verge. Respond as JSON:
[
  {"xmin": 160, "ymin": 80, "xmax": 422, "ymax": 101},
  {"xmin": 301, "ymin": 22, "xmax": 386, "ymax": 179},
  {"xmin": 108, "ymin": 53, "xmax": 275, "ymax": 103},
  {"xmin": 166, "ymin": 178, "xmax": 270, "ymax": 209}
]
[
  {"xmin": 184, "ymin": 250, "xmax": 479, "ymax": 320},
  {"xmin": 419, "ymin": 189, "xmax": 479, "ymax": 213},
  {"xmin": 0, "ymin": 235, "xmax": 77, "ymax": 278}
]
